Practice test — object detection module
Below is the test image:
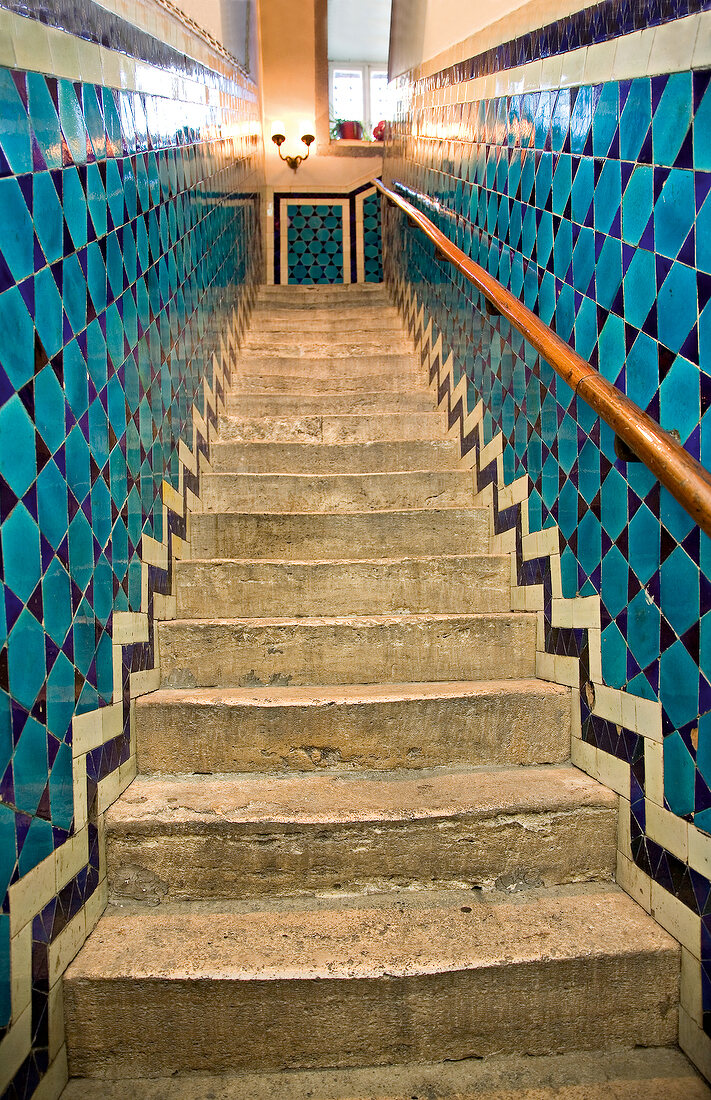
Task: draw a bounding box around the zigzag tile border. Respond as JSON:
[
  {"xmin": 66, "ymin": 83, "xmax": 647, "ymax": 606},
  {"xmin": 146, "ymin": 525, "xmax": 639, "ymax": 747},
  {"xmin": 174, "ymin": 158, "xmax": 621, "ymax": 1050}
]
[
  {"xmin": 388, "ymin": 270, "xmax": 711, "ymax": 1080},
  {"xmin": 0, "ymin": 272, "xmax": 259, "ymax": 1100}
]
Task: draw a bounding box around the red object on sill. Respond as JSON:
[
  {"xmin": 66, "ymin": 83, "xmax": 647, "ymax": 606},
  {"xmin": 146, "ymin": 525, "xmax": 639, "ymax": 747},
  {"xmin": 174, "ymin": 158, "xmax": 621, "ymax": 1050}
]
[
  {"xmin": 337, "ymin": 121, "xmax": 363, "ymax": 139},
  {"xmin": 373, "ymin": 120, "xmax": 386, "ymax": 141}
]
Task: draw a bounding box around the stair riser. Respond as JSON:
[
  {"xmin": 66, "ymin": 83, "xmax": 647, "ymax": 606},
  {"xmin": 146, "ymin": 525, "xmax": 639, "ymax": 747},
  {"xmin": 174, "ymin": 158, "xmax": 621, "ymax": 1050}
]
[
  {"xmin": 225, "ymin": 394, "xmax": 434, "ymax": 417},
  {"xmin": 190, "ymin": 510, "xmax": 490, "ymax": 560},
  {"xmin": 209, "ymin": 440, "xmax": 459, "ymax": 474},
  {"xmin": 175, "ymin": 558, "xmax": 510, "ymax": 618},
  {"xmin": 157, "ymin": 616, "xmax": 537, "ymax": 689},
  {"xmin": 235, "ymin": 354, "xmax": 417, "ymax": 373},
  {"xmin": 106, "ymin": 806, "xmax": 617, "ymax": 904},
  {"xmin": 250, "ymin": 314, "xmax": 401, "ymax": 332},
  {"xmin": 244, "ymin": 338, "xmax": 414, "ymax": 356},
  {"xmin": 217, "ymin": 413, "xmax": 446, "ymax": 444},
  {"xmin": 232, "ymin": 358, "xmax": 415, "ymax": 378},
  {"xmin": 200, "ymin": 472, "xmax": 473, "ymax": 514},
  {"xmin": 136, "ymin": 686, "xmax": 572, "ymax": 773},
  {"xmin": 64, "ymin": 952, "xmax": 678, "ymax": 1077},
  {"xmin": 258, "ymin": 287, "xmax": 386, "ymax": 304},
  {"xmin": 228, "ymin": 373, "xmax": 425, "ymax": 394}
]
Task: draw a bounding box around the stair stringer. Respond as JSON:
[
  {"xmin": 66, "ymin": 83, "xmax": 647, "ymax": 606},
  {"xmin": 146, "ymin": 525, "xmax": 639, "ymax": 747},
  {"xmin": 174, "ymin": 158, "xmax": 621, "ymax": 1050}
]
[
  {"xmin": 388, "ymin": 271, "xmax": 711, "ymax": 1079},
  {"xmin": 0, "ymin": 276, "xmax": 259, "ymax": 1096}
]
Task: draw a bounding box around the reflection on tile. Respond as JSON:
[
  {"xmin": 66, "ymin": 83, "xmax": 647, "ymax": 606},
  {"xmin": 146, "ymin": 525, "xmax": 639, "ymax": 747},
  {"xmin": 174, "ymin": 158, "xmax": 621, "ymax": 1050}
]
[
  {"xmin": 384, "ymin": 3, "xmax": 711, "ymax": 1042},
  {"xmin": 0, "ymin": 13, "xmax": 263, "ymax": 1088}
]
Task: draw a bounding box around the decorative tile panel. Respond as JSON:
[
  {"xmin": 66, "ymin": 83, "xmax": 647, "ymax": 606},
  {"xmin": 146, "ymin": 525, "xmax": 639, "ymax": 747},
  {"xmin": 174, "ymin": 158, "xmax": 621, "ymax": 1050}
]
[
  {"xmin": 0, "ymin": 2, "xmax": 263, "ymax": 1095},
  {"xmin": 272, "ymin": 183, "xmax": 382, "ymax": 285},
  {"xmin": 286, "ymin": 203, "xmax": 345, "ymax": 284},
  {"xmin": 383, "ymin": 0, "xmax": 711, "ymax": 1078}
]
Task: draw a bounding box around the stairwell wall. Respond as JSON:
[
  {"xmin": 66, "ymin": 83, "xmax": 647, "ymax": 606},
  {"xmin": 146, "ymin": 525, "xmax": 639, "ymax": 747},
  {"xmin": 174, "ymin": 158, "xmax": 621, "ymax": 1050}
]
[
  {"xmin": 0, "ymin": 2, "xmax": 264, "ymax": 1095},
  {"xmin": 383, "ymin": 0, "xmax": 711, "ymax": 1078}
]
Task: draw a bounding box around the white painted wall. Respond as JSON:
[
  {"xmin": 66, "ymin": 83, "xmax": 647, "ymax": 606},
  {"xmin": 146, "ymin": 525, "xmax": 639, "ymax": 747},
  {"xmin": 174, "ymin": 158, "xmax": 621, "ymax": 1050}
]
[
  {"xmin": 389, "ymin": 0, "xmax": 528, "ymax": 75},
  {"xmin": 328, "ymin": 0, "xmax": 392, "ymax": 62}
]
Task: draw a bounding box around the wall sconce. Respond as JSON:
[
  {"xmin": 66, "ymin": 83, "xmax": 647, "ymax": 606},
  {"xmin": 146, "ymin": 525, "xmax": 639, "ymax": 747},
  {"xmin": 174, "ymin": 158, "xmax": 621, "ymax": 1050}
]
[{"xmin": 271, "ymin": 120, "xmax": 315, "ymax": 171}]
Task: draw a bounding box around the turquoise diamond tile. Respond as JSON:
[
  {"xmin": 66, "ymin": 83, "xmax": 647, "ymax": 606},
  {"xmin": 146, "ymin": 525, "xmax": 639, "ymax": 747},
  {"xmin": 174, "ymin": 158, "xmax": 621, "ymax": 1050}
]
[
  {"xmin": 657, "ymin": 261, "xmax": 697, "ymax": 354},
  {"xmin": 0, "ymin": 395, "xmax": 36, "ymax": 497},
  {"xmin": 13, "ymin": 716, "xmax": 48, "ymax": 817},
  {"xmin": 0, "ymin": 69, "xmax": 31, "ymax": 175},
  {"xmin": 654, "ymin": 169, "xmax": 695, "ymax": 261},
  {"xmin": 1, "ymin": 502, "xmax": 40, "ymax": 604},
  {"xmin": 33, "ymin": 172, "xmax": 64, "ymax": 266},
  {"xmin": 653, "ymin": 72, "xmax": 692, "ymax": 168},
  {"xmin": 664, "ymin": 729, "xmax": 696, "ymax": 815},
  {"xmin": 8, "ymin": 608, "xmax": 46, "ymax": 711},
  {"xmin": 0, "ymin": 177, "xmax": 34, "ymax": 284}
]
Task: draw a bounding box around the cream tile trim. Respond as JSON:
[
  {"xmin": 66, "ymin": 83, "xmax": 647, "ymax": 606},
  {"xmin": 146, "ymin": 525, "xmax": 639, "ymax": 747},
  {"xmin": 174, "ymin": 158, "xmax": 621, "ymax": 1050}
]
[
  {"xmin": 394, "ymin": 274, "xmax": 710, "ymax": 1081},
  {"xmin": 409, "ymin": 12, "xmax": 709, "ymax": 106},
  {"xmin": 354, "ymin": 185, "xmax": 379, "ymax": 285},
  {"xmin": 0, "ymin": 278, "xmax": 258, "ymax": 1100},
  {"xmin": 1, "ymin": 5, "xmax": 258, "ymax": 96}
]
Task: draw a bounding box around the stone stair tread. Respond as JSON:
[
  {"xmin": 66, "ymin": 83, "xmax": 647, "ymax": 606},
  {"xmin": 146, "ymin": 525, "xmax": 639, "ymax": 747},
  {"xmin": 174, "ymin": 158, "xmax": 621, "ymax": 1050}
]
[
  {"xmin": 107, "ymin": 765, "xmax": 616, "ymax": 830},
  {"xmin": 137, "ymin": 677, "xmax": 569, "ymax": 709},
  {"xmin": 165, "ymin": 611, "xmax": 531, "ymax": 627},
  {"xmin": 64, "ymin": 882, "xmax": 676, "ymax": 983},
  {"xmin": 58, "ymin": 1048, "xmax": 711, "ymax": 1100},
  {"xmin": 174, "ymin": 555, "xmax": 510, "ymax": 617},
  {"xmin": 216, "ymin": 411, "xmax": 447, "ymax": 444},
  {"xmin": 209, "ymin": 440, "xmax": 459, "ymax": 473},
  {"xmin": 179, "ymin": 552, "xmax": 504, "ymax": 565}
]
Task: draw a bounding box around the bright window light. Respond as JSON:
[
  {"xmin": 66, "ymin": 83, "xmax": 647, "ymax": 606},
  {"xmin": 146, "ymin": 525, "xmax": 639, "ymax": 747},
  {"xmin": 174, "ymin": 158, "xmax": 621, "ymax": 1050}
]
[{"xmin": 332, "ymin": 69, "xmax": 364, "ymax": 121}]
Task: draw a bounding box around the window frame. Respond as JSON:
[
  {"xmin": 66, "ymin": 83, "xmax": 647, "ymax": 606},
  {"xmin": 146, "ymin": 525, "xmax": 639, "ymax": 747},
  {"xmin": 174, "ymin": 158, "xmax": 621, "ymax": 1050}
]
[{"xmin": 328, "ymin": 60, "xmax": 388, "ymax": 136}]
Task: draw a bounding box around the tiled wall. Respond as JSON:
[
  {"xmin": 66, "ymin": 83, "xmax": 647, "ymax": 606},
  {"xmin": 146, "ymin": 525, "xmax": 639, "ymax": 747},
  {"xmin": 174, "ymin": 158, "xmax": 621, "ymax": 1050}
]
[
  {"xmin": 0, "ymin": 1, "xmax": 263, "ymax": 1096},
  {"xmin": 272, "ymin": 182, "xmax": 382, "ymax": 283},
  {"xmin": 383, "ymin": 0, "xmax": 711, "ymax": 1078}
]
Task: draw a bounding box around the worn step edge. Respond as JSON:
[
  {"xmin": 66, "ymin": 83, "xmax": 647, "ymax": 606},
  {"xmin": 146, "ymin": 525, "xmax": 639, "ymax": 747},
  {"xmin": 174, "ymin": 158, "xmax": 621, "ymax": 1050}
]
[
  {"xmin": 108, "ymin": 764, "xmax": 614, "ymax": 830},
  {"xmin": 174, "ymin": 555, "xmax": 510, "ymax": 617},
  {"xmin": 105, "ymin": 766, "xmax": 617, "ymax": 902},
  {"xmin": 58, "ymin": 1047, "xmax": 711, "ymax": 1100},
  {"xmin": 216, "ymin": 412, "xmax": 447, "ymax": 444},
  {"xmin": 63, "ymin": 883, "xmax": 679, "ymax": 1076},
  {"xmin": 208, "ymin": 440, "xmax": 460, "ymax": 474},
  {"xmin": 134, "ymin": 678, "xmax": 572, "ymax": 774},
  {"xmin": 157, "ymin": 613, "xmax": 538, "ymax": 689},
  {"xmin": 223, "ymin": 397, "xmax": 435, "ymax": 416}
]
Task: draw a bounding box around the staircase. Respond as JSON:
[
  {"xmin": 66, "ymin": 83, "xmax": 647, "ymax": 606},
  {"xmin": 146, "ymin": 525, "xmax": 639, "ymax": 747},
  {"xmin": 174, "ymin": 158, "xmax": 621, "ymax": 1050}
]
[{"xmin": 62, "ymin": 284, "xmax": 693, "ymax": 1095}]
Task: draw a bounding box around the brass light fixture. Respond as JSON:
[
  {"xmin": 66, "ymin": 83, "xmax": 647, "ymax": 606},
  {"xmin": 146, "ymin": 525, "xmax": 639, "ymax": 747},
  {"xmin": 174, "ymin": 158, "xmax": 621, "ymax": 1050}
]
[{"xmin": 271, "ymin": 120, "xmax": 315, "ymax": 171}]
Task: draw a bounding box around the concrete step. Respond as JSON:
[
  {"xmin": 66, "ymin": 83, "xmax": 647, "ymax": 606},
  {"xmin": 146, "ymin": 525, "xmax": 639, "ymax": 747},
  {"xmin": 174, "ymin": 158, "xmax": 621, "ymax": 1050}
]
[
  {"xmin": 227, "ymin": 372, "xmax": 424, "ymax": 394},
  {"xmin": 257, "ymin": 284, "xmax": 387, "ymax": 306},
  {"xmin": 209, "ymin": 440, "xmax": 459, "ymax": 474},
  {"xmin": 233, "ymin": 353, "xmax": 417, "ymax": 374},
  {"xmin": 199, "ymin": 471, "xmax": 473, "ymax": 514},
  {"xmin": 250, "ymin": 310, "xmax": 401, "ymax": 332},
  {"xmin": 157, "ymin": 612, "xmax": 537, "ymax": 689},
  {"xmin": 63, "ymin": 883, "xmax": 679, "ymax": 1077},
  {"xmin": 135, "ymin": 679, "xmax": 572, "ymax": 774},
  {"xmin": 59, "ymin": 1048, "xmax": 711, "ymax": 1100},
  {"xmin": 243, "ymin": 336, "xmax": 414, "ymax": 356},
  {"xmin": 190, "ymin": 507, "xmax": 490, "ymax": 559},
  {"xmin": 175, "ymin": 555, "xmax": 510, "ymax": 618},
  {"xmin": 106, "ymin": 766, "xmax": 618, "ymax": 904},
  {"xmin": 225, "ymin": 393, "xmax": 434, "ymax": 417},
  {"xmin": 217, "ymin": 411, "xmax": 446, "ymax": 444}
]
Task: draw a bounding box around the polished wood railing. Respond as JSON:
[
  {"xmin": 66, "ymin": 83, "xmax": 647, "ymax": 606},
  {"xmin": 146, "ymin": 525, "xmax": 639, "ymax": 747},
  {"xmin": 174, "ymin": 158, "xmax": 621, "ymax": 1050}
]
[{"xmin": 374, "ymin": 177, "xmax": 711, "ymax": 539}]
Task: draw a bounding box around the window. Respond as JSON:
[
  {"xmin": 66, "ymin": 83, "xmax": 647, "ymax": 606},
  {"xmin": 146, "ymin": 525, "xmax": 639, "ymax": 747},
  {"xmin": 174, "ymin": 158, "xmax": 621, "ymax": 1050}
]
[{"xmin": 330, "ymin": 62, "xmax": 391, "ymax": 136}]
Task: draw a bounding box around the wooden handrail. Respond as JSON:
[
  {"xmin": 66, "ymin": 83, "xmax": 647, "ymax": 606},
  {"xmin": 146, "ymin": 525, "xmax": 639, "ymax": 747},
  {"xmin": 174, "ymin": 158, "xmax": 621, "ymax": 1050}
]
[{"xmin": 374, "ymin": 177, "xmax": 711, "ymax": 540}]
